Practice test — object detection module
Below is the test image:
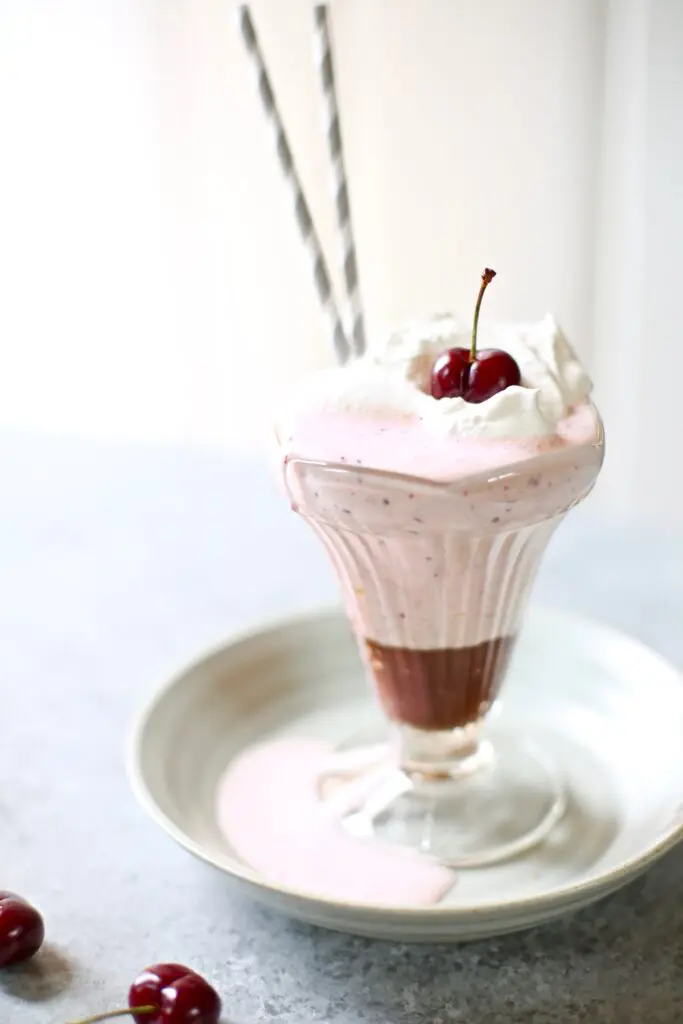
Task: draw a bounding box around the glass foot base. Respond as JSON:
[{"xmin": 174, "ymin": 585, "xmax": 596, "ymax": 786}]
[{"xmin": 320, "ymin": 731, "xmax": 566, "ymax": 868}]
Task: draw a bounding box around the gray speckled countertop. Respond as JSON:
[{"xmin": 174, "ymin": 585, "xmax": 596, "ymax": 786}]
[{"xmin": 1, "ymin": 429, "xmax": 683, "ymax": 1024}]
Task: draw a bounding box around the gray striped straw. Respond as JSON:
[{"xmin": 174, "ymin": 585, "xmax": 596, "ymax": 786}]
[
  {"xmin": 313, "ymin": 5, "xmax": 367, "ymax": 356},
  {"xmin": 237, "ymin": 6, "xmax": 351, "ymax": 366}
]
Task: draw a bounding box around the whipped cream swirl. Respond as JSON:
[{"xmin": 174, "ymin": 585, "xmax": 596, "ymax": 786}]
[{"xmin": 283, "ymin": 313, "xmax": 593, "ymax": 439}]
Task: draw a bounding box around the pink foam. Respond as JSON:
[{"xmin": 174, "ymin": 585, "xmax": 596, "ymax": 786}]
[
  {"xmin": 282, "ymin": 404, "xmax": 598, "ymax": 482},
  {"xmin": 216, "ymin": 737, "xmax": 456, "ymax": 907}
]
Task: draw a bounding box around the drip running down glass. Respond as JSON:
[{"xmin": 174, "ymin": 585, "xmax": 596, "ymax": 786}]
[{"xmin": 283, "ymin": 418, "xmax": 604, "ymax": 867}]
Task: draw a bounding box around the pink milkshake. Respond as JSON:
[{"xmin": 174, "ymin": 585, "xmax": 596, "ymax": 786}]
[{"xmin": 276, "ymin": 278, "xmax": 604, "ymax": 866}]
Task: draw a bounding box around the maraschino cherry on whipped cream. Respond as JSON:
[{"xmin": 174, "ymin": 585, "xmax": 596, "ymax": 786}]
[
  {"xmin": 430, "ymin": 268, "xmax": 523, "ymax": 404},
  {"xmin": 276, "ymin": 269, "xmax": 598, "ymax": 482}
]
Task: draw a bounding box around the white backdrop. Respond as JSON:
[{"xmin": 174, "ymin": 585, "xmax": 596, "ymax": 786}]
[{"xmin": 0, "ymin": 0, "xmax": 681, "ymax": 523}]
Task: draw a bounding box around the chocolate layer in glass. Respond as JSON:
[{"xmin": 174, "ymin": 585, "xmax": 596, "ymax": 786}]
[{"xmin": 366, "ymin": 635, "xmax": 515, "ymax": 731}]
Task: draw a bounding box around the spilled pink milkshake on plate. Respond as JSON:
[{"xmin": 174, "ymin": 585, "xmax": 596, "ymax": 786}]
[{"xmin": 273, "ymin": 271, "xmax": 605, "ymax": 868}]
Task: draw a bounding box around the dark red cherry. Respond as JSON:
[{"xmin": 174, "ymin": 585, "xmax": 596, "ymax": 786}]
[
  {"xmin": 0, "ymin": 891, "xmax": 45, "ymax": 967},
  {"xmin": 129, "ymin": 964, "xmax": 195, "ymax": 1023},
  {"xmin": 430, "ymin": 268, "xmax": 522, "ymax": 405},
  {"xmin": 465, "ymin": 348, "xmax": 521, "ymax": 403},
  {"xmin": 71, "ymin": 963, "xmax": 222, "ymax": 1024},
  {"xmin": 157, "ymin": 972, "xmax": 221, "ymax": 1024},
  {"xmin": 430, "ymin": 346, "xmax": 469, "ymax": 399}
]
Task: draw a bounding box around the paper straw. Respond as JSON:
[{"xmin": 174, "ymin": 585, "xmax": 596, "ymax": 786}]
[
  {"xmin": 313, "ymin": 5, "xmax": 367, "ymax": 356},
  {"xmin": 237, "ymin": 6, "xmax": 350, "ymax": 365}
]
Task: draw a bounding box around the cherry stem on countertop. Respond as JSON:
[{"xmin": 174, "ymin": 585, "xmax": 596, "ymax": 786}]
[
  {"xmin": 470, "ymin": 267, "xmax": 497, "ymax": 363},
  {"xmin": 67, "ymin": 1007, "xmax": 156, "ymax": 1024}
]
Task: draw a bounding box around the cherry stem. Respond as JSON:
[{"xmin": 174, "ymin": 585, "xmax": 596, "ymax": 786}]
[
  {"xmin": 66, "ymin": 1007, "xmax": 156, "ymax": 1024},
  {"xmin": 470, "ymin": 267, "xmax": 496, "ymax": 363}
]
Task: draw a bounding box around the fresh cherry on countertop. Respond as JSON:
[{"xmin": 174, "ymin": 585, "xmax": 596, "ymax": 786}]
[
  {"xmin": 151, "ymin": 972, "xmax": 221, "ymax": 1024},
  {"xmin": 130, "ymin": 963, "xmax": 221, "ymax": 1024},
  {"xmin": 430, "ymin": 268, "xmax": 521, "ymax": 404},
  {"xmin": 68, "ymin": 962, "xmax": 222, "ymax": 1024},
  {"xmin": 0, "ymin": 891, "xmax": 45, "ymax": 967},
  {"xmin": 129, "ymin": 963, "xmax": 196, "ymax": 1022}
]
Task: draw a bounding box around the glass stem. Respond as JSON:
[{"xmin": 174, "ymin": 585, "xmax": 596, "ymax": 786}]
[{"xmin": 396, "ymin": 722, "xmax": 492, "ymax": 781}]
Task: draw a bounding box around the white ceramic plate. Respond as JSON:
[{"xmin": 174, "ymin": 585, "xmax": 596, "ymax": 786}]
[{"xmin": 129, "ymin": 605, "xmax": 683, "ymax": 942}]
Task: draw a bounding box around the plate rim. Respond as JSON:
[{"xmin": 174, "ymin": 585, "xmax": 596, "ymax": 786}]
[{"xmin": 127, "ymin": 602, "xmax": 683, "ymax": 919}]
